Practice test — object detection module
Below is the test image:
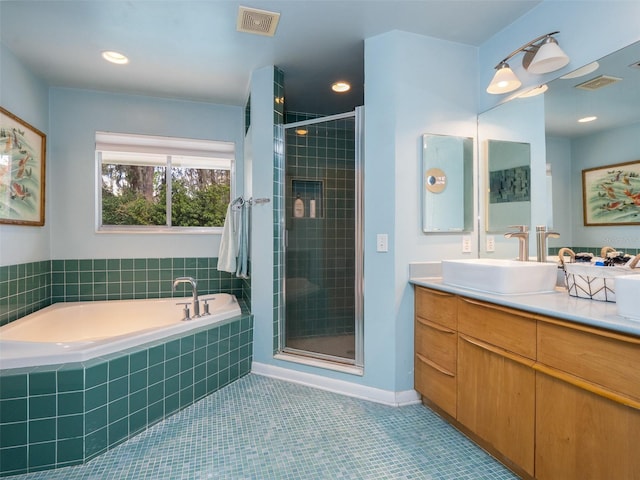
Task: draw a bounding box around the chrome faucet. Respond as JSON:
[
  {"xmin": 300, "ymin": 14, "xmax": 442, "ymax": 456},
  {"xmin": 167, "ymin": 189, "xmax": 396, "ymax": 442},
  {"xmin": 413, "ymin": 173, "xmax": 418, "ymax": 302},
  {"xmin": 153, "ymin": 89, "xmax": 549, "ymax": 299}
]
[
  {"xmin": 172, "ymin": 276, "xmax": 200, "ymax": 318},
  {"xmin": 535, "ymin": 225, "xmax": 560, "ymax": 263},
  {"xmin": 504, "ymin": 225, "xmax": 530, "ymax": 261}
]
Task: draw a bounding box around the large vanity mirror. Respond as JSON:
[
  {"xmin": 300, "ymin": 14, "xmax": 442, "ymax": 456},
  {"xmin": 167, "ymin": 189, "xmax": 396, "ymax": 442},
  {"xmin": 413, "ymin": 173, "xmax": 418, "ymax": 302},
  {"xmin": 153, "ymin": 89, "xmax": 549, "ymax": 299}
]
[
  {"xmin": 478, "ymin": 39, "xmax": 640, "ymax": 258},
  {"xmin": 421, "ymin": 134, "xmax": 474, "ymax": 233}
]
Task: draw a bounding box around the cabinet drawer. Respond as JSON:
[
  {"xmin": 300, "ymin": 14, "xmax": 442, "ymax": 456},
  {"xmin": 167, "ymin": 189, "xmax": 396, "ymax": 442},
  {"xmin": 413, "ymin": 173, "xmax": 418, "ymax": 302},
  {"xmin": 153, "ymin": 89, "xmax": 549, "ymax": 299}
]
[
  {"xmin": 537, "ymin": 320, "xmax": 640, "ymax": 402},
  {"xmin": 415, "ymin": 316, "xmax": 456, "ymax": 373},
  {"xmin": 415, "ymin": 287, "xmax": 457, "ymax": 329},
  {"xmin": 457, "ymin": 297, "xmax": 537, "ymax": 359},
  {"xmin": 415, "ymin": 353, "xmax": 456, "ymax": 418}
]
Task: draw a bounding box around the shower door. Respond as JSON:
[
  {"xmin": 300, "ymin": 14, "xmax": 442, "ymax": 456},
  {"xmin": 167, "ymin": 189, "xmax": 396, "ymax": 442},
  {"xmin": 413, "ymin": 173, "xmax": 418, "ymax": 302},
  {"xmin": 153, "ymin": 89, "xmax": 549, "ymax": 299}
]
[{"xmin": 281, "ymin": 109, "xmax": 363, "ymax": 367}]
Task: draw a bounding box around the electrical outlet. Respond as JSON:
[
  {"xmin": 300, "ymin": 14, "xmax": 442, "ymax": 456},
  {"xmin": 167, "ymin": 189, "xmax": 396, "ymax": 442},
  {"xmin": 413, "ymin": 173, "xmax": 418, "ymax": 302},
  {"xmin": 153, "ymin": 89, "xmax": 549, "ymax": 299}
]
[
  {"xmin": 462, "ymin": 235, "xmax": 472, "ymax": 253},
  {"xmin": 376, "ymin": 234, "xmax": 388, "ymax": 252},
  {"xmin": 486, "ymin": 235, "xmax": 495, "ymax": 252}
]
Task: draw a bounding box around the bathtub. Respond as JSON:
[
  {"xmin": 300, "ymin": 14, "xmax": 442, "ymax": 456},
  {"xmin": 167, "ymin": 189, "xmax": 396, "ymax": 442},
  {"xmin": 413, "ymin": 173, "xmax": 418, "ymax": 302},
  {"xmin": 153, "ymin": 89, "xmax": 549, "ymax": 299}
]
[{"xmin": 0, "ymin": 293, "xmax": 241, "ymax": 370}]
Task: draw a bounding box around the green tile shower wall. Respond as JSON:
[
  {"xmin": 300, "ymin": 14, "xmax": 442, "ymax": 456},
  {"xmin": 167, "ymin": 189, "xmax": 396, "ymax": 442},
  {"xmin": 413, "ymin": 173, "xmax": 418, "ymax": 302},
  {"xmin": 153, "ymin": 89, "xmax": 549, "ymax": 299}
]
[
  {"xmin": 0, "ymin": 314, "xmax": 253, "ymax": 477},
  {"xmin": 284, "ymin": 113, "xmax": 356, "ymax": 339},
  {"xmin": 0, "ymin": 257, "xmax": 248, "ymax": 326}
]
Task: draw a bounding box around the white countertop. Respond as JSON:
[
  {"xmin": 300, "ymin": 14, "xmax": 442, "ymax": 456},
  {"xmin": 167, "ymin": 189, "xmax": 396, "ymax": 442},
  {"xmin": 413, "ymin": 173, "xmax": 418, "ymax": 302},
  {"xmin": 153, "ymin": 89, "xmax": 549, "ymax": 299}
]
[{"xmin": 410, "ymin": 276, "xmax": 640, "ymax": 337}]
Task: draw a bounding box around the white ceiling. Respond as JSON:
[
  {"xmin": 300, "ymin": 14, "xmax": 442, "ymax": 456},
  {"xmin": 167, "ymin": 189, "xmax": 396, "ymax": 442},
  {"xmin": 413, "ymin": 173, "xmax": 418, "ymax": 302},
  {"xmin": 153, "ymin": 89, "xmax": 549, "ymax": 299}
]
[{"xmin": 0, "ymin": 0, "xmax": 542, "ymax": 115}]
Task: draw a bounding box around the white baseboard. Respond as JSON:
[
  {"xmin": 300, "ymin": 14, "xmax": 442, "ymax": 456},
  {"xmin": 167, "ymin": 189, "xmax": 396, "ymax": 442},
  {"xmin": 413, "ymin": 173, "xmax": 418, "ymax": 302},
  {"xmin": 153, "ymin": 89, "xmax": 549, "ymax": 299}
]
[{"xmin": 251, "ymin": 361, "xmax": 421, "ymax": 407}]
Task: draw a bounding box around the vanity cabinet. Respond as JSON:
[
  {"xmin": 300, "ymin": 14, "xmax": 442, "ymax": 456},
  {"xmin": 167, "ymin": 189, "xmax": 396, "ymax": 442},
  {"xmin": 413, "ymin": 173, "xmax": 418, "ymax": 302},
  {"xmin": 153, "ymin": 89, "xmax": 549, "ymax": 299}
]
[
  {"xmin": 534, "ymin": 320, "xmax": 640, "ymax": 480},
  {"xmin": 413, "ymin": 284, "xmax": 640, "ymax": 480},
  {"xmin": 457, "ymin": 298, "xmax": 536, "ymax": 477},
  {"xmin": 414, "ymin": 287, "xmax": 457, "ymax": 418}
]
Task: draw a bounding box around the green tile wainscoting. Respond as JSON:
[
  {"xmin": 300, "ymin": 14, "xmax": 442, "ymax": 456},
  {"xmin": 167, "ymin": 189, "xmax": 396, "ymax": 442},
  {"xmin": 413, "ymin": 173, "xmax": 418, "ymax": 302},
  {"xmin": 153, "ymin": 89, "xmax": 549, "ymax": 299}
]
[
  {"xmin": 0, "ymin": 313, "xmax": 253, "ymax": 477},
  {"xmin": 0, "ymin": 257, "xmax": 251, "ymax": 327}
]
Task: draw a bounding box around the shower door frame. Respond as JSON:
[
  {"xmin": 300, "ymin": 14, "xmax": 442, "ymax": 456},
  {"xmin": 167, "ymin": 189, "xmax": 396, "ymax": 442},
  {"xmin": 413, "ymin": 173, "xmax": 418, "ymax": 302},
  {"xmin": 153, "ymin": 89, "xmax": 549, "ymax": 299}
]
[{"xmin": 278, "ymin": 107, "xmax": 364, "ymax": 371}]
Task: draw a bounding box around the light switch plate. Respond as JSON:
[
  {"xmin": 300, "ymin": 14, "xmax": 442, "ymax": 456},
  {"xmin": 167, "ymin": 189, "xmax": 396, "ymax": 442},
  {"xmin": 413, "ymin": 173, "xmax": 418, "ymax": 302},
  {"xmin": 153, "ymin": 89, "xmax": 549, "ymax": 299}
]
[
  {"xmin": 486, "ymin": 235, "xmax": 495, "ymax": 252},
  {"xmin": 376, "ymin": 234, "xmax": 388, "ymax": 252}
]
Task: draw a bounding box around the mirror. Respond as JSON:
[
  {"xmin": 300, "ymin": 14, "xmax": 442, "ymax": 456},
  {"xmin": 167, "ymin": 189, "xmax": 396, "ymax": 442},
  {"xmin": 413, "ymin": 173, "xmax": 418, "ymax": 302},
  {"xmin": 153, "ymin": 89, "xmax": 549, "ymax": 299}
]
[
  {"xmin": 545, "ymin": 40, "xmax": 640, "ymax": 250},
  {"xmin": 477, "ymin": 95, "xmax": 545, "ymax": 258},
  {"xmin": 421, "ymin": 134, "xmax": 474, "ymax": 233},
  {"xmin": 478, "ymin": 40, "xmax": 640, "ymax": 258},
  {"xmin": 486, "ymin": 140, "xmax": 531, "ymax": 232}
]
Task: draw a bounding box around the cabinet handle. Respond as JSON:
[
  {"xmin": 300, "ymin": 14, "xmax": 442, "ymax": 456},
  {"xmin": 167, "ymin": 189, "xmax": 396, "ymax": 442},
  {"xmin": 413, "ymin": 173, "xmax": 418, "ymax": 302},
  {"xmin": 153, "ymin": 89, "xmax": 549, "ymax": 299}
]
[
  {"xmin": 459, "ymin": 296, "xmax": 537, "ymax": 321},
  {"xmin": 416, "ymin": 353, "xmax": 455, "ymax": 377},
  {"xmin": 534, "ymin": 363, "xmax": 640, "ymax": 411},
  {"xmin": 416, "ymin": 316, "xmax": 455, "ymax": 334},
  {"xmin": 459, "ymin": 334, "xmax": 535, "ymax": 368},
  {"xmin": 418, "ymin": 287, "xmax": 453, "ymax": 298}
]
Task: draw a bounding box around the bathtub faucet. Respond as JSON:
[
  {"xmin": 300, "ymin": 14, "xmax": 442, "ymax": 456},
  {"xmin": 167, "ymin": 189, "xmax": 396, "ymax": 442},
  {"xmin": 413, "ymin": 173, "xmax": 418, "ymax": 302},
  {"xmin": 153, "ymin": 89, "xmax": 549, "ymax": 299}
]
[{"xmin": 172, "ymin": 276, "xmax": 200, "ymax": 318}]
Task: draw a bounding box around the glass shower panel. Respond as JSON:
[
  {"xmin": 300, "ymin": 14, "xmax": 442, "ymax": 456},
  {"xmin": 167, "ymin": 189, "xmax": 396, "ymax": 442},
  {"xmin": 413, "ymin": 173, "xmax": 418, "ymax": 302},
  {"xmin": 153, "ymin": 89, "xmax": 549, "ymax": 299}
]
[{"xmin": 283, "ymin": 114, "xmax": 359, "ymax": 363}]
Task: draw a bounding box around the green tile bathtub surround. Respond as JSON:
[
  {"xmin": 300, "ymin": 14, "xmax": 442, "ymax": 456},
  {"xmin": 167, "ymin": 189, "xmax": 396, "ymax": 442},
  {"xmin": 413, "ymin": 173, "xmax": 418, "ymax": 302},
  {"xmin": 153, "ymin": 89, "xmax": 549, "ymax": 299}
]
[
  {"xmin": 0, "ymin": 375, "xmax": 27, "ymax": 399},
  {"xmin": 28, "ymin": 418, "xmax": 56, "ymax": 443},
  {"xmin": 1, "ymin": 313, "xmax": 252, "ymax": 477},
  {"xmin": 29, "ymin": 395, "xmax": 56, "ymax": 420}
]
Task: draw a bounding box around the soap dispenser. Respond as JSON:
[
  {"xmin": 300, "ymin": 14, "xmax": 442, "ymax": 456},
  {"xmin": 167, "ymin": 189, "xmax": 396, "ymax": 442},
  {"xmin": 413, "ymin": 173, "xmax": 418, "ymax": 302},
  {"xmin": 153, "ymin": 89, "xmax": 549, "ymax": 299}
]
[{"xmin": 294, "ymin": 193, "xmax": 305, "ymax": 218}]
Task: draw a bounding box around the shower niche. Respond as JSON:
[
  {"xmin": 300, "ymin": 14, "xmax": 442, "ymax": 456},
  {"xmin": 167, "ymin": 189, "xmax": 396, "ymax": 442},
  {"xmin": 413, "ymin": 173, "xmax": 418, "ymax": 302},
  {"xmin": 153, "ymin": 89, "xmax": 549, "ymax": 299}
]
[{"xmin": 291, "ymin": 179, "xmax": 323, "ymax": 219}]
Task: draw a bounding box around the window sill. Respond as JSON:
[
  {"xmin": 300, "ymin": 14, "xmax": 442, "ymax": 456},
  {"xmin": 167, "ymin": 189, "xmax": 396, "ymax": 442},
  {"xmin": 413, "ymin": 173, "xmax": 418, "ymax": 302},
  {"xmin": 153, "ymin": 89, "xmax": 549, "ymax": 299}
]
[{"xmin": 96, "ymin": 226, "xmax": 223, "ymax": 235}]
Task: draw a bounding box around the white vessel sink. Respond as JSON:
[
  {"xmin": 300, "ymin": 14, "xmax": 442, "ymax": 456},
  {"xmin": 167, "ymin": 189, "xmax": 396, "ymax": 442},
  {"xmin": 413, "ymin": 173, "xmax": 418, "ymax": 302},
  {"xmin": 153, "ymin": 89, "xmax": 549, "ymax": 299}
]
[
  {"xmin": 615, "ymin": 275, "xmax": 640, "ymax": 321},
  {"xmin": 441, "ymin": 258, "xmax": 558, "ymax": 295}
]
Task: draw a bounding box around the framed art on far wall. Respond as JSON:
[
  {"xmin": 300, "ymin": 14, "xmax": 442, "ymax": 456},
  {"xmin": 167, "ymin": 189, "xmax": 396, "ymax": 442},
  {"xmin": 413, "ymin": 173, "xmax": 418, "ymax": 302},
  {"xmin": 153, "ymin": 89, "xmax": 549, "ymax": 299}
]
[
  {"xmin": 0, "ymin": 106, "xmax": 46, "ymax": 226},
  {"xmin": 582, "ymin": 160, "xmax": 640, "ymax": 226}
]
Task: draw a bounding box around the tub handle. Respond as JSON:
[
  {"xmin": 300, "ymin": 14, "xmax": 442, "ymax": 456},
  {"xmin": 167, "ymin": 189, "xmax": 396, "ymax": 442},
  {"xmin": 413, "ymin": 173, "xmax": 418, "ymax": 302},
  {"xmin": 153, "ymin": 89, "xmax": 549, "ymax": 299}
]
[
  {"xmin": 202, "ymin": 299, "xmax": 210, "ymax": 316},
  {"xmin": 176, "ymin": 302, "xmax": 191, "ymax": 321}
]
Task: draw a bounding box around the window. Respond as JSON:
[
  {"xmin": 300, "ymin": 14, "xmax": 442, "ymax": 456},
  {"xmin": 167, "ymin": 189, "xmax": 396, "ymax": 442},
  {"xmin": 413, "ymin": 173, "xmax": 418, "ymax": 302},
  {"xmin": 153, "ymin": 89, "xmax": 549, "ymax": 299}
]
[{"xmin": 96, "ymin": 132, "xmax": 234, "ymax": 231}]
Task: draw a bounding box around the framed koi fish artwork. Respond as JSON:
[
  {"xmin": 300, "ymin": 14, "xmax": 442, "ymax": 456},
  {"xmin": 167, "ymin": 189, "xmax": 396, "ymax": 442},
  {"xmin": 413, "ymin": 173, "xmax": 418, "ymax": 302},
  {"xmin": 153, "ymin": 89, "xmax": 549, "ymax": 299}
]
[
  {"xmin": 0, "ymin": 106, "xmax": 46, "ymax": 226},
  {"xmin": 582, "ymin": 160, "xmax": 640, "ymax": 226}
]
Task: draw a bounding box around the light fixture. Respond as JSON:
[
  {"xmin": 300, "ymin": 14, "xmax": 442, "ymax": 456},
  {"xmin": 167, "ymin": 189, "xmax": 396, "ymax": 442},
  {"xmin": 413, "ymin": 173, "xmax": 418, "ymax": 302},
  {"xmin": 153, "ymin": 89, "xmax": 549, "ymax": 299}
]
[
  {"xmin": 578, "ymin": 116, "xmax": 597, "ymax": 123},
  {"xmin": 331, "ymin": 81, "xmax": 351, "ymax": 93},
  {"xmin": 517, "ymin": 84, "xmax": 548, "ymax": 98},
  {"xmin": 487, "ymin": 32, "xmax": 569, "ymax": 94},
  {"xmin": 295, "ymin": 128, "xmax": 308, "ymax": 135},
  {"xmin": 102, "ymin": 50, "xmax": 129, "ymax": 65},
  {"xmin": 486, "ymin": 62, "xmax": 521, "ymax": 94}
]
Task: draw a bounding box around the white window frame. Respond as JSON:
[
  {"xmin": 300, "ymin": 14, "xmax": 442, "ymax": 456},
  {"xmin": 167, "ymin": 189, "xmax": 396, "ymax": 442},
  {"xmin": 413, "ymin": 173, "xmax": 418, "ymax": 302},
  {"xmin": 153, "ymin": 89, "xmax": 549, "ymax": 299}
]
[{"xmin": 95, "ymin": 132, "xmax": 235, "ymax": 234}]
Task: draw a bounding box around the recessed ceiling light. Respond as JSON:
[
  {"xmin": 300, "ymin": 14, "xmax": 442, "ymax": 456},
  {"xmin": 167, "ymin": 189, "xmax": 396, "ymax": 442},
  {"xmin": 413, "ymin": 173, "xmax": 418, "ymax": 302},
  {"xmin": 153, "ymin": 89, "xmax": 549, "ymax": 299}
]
[
  {"xmin": 578, "ymin": 116, "xmax": 597, "ymax": 123},
  {"xmin": 295, "ymin": 128, "xmax": 308, "ymax": 136},
  {"xmin": 331, "ymin": 81, "xmax": 351, "ymax": 93},
  {"xmin": 517, "ymin": 84, "xmax": 548, "ymax": 98},
  {"xmin": 102, "ymin": 51, "xmax": 129, "ymax": 65}
]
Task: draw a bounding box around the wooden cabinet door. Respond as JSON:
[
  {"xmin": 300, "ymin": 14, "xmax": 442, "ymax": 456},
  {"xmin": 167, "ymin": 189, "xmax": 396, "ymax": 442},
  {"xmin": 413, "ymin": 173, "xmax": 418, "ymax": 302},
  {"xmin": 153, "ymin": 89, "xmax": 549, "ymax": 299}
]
[
  {"xmin": 414, "ymin": 287, "xmax": 458, "ymax": 418},
  {"xmin": 536, "ymin": 371, "xmax": 640, "ymax": 480},
  {"xmin": 457, "ymin": 334, "xmax": 536, "ymax": 476}
]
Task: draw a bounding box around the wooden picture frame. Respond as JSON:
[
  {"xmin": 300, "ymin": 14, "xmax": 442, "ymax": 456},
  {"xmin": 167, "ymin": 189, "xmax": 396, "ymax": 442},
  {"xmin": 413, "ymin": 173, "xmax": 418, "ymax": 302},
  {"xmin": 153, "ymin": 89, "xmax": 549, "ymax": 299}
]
[
  {"xmin": 582, "ymin": 160, "xmax": 640, "ymax": 226},
  {"xmin": 0, "ymin": 106, "xmax": 46, "ymax": 226}
]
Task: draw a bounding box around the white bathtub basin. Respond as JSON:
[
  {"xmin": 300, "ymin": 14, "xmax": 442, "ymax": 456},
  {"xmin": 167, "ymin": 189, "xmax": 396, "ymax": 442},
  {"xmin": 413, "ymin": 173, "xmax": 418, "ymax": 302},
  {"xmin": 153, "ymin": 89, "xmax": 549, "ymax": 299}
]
[
  {"xmin": 441, "ymin": 258, "xmax": 558, "ymax": 295},
  {"xmin": 615, "ymin": 275, "xmax": 640, "ymax": 321}
]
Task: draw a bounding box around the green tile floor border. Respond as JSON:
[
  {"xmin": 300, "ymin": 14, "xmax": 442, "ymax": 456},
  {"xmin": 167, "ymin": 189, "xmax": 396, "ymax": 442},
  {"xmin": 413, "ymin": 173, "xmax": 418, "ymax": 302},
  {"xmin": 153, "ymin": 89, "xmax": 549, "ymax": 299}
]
[
  {"xmin": 0, "ymin": 257, "xmax": 248, "ymax": 326},
  {"xmin": 0, "ymin": 313, "xmax": 253, "ymax": 477}
]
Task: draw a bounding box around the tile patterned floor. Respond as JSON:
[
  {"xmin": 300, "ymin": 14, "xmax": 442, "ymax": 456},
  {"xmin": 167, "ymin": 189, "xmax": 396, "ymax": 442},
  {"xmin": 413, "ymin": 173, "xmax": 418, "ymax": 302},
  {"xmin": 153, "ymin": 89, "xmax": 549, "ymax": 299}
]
[{"xmin": 9, "ymin": 374, "xmax": 518, "ymax": 479}]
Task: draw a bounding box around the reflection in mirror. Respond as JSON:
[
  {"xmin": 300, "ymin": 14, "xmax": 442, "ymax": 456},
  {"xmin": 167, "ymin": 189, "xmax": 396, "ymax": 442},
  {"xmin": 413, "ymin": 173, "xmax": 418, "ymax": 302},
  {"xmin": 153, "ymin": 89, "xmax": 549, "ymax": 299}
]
[
  {"xmin": 486, "ymin": 140, "xmax": 531, "ymax": 232},
  {"xmin": 421, "ymin": 134, "xmax": 474, "ymax": 233},
  {"xmin": 545, "ymin": 40, "xmax": 640, "ymax": 251}
]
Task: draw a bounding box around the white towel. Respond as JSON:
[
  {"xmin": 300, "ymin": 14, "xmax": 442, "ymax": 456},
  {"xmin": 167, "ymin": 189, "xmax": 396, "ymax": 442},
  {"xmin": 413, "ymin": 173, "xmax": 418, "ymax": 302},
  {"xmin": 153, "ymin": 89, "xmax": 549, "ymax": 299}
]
[
  {"xmin": 235, "ymin": 203, "xmax": 250, "ymax": 279},
  {"xmin": 217, "ymin": 203, "xmax": 237, "ymax": 273}
]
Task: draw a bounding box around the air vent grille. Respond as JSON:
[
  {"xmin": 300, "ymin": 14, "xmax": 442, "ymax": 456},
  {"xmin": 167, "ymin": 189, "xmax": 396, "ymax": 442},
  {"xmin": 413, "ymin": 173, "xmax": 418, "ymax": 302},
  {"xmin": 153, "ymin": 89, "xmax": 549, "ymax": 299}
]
[
  {"xmin": 575, "ymin": 75, "xmax": 622, "ymax": 91},
  {"xmin": 237, "ymin": 6, "xmax": 280, "ymax": 36}
]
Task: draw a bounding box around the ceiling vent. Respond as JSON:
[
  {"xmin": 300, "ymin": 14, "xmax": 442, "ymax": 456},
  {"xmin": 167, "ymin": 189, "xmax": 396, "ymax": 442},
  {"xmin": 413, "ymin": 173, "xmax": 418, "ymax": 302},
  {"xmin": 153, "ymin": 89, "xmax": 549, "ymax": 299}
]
[
  {"xmin": 237, "ymin": 6, "xmax": 280, "ymax": 37},
  {"xmin": 575, "ymin": 75, "xmax": 622, "ymax": 91}
]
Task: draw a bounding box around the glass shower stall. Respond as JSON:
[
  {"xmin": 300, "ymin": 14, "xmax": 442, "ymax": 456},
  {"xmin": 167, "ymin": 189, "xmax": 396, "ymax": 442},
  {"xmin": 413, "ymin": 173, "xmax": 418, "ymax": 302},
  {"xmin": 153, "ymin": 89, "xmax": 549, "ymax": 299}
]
[{"xmin": 280, "ymin": 108, "xmax": 363, "ymax": 368}]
